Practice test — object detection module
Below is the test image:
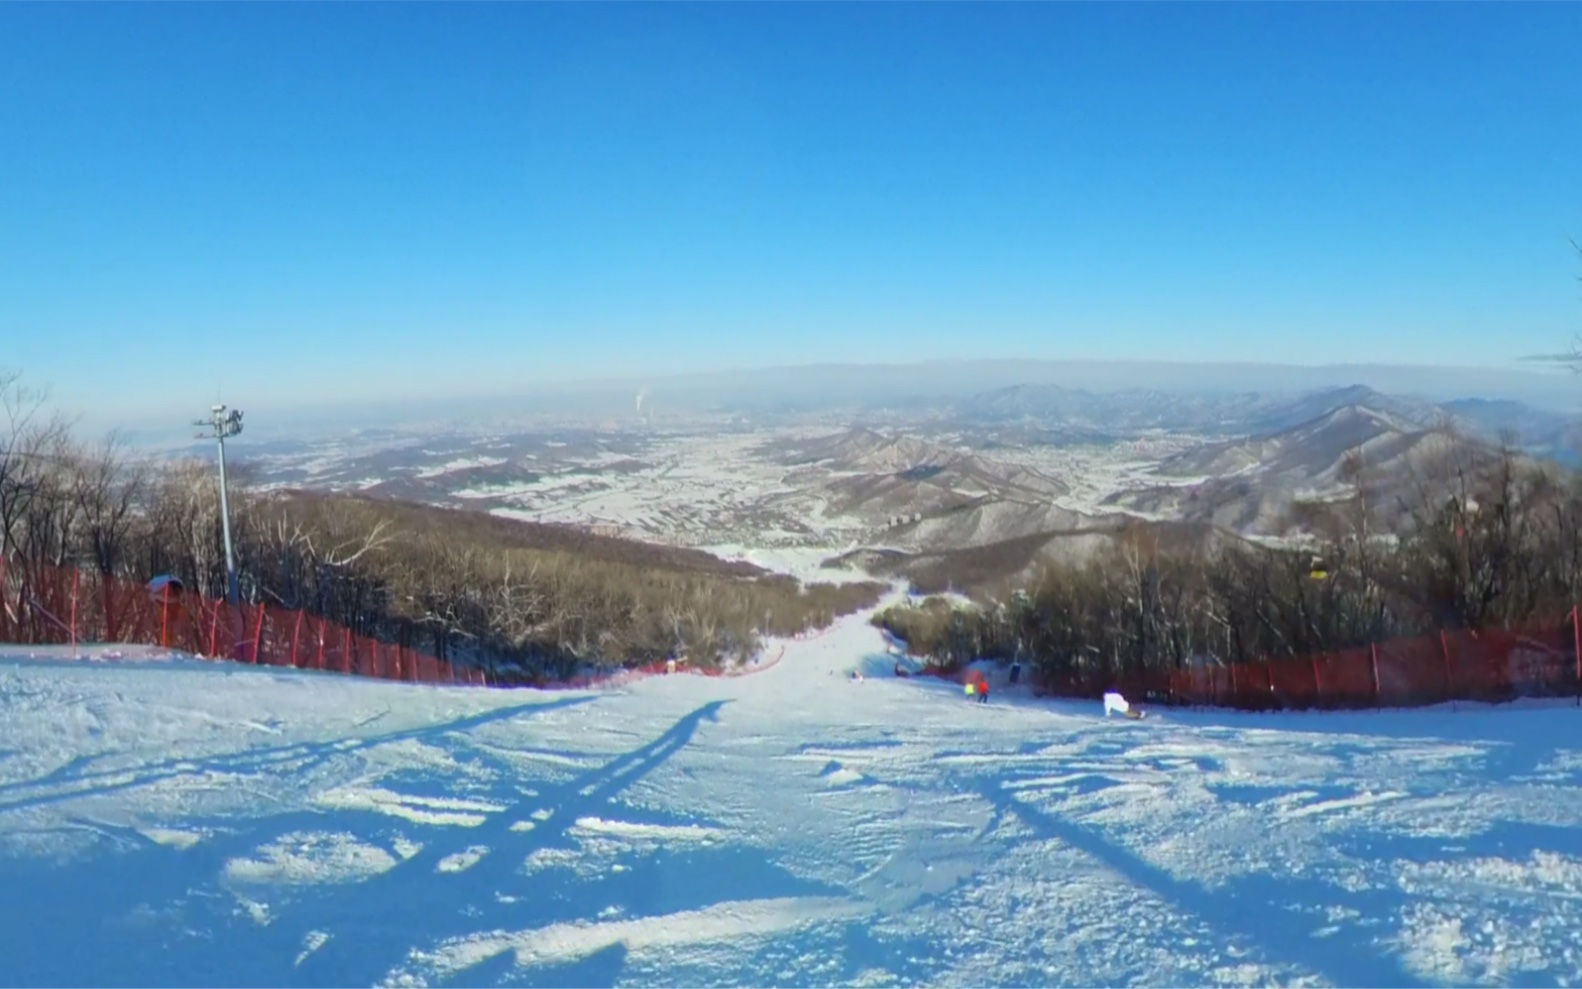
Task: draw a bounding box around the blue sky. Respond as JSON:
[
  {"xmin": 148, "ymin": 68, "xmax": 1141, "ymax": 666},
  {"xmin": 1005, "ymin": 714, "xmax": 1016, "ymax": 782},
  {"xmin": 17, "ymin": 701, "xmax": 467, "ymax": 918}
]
[{"xmin": 2, "ymin": 3, "xmax": 1580, "ymax": 422}]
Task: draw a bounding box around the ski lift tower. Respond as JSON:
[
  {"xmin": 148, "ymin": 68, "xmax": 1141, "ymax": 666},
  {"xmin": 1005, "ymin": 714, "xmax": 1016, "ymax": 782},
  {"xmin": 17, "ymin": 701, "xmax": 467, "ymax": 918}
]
[{"xmin": 196, "ymin": 404, "xmax": 244, "ymax": 605}]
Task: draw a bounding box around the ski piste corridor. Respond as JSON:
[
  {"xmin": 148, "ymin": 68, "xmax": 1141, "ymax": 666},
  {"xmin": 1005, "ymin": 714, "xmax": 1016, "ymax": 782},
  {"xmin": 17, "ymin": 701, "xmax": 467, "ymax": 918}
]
[{"xmin": 1, "ymin": 586, "xmax": 1579, "ymax": 987}]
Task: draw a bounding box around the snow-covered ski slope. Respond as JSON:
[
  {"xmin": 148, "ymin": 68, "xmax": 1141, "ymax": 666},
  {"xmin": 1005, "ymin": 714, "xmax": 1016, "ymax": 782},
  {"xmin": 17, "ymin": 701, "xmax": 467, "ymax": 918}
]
[{"xmin": 2, "ymin": 596, "xmax": 1581, "ymax": 988}]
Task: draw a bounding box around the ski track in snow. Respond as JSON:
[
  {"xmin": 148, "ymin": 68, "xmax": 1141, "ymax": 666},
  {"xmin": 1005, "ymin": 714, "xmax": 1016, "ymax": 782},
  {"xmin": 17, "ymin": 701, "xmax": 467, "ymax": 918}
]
[{"xmin": 2, "ymin": 591, "xmax": 1582, "ymax": 987}]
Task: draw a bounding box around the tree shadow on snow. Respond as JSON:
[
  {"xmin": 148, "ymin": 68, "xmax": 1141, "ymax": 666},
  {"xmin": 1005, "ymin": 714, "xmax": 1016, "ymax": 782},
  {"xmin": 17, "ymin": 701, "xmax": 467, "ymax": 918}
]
[
  {"xmin": 0, "ymin": 695, "xmax": 597, "ymax": 814},
  {"xmin": 978, "ymin": 783, "xmax": 1433, "ymax": 989},
  {"xmin": 1163, "ymin": 701, "xmax": 1582, "ymax": 761},
  {"xmin": 0, "ymin": 698, "xmax": 846, "ymax": 989},
  {"xmin": 0, "ymin": 695, "xmax": 587, "ymax": 986}
]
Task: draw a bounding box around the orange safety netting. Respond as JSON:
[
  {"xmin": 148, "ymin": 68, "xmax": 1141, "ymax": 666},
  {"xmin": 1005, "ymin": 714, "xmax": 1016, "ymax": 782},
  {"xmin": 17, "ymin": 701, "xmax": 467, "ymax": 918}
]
[
  {"xmin": 0, "ymin": 558, "xmax": 777, "ymax": 690},
  {"xmin": 1110, "ymin": 621, "xmax": 1582, "ymax": 711}
]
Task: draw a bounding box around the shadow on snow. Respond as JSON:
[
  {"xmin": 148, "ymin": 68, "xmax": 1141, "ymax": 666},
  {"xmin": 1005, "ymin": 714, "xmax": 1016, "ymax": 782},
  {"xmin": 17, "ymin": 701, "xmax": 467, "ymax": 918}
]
[
  {"xmin": 0, "ymin": 696, "xmax": 597, "ymax": 814},
  {"xmin": 0, "ymin": 698, "xmax": 849, "ymax": 988},
  {"xmin": 978, "ymin": 781, "xmax": 1435, "ymax": 988}
]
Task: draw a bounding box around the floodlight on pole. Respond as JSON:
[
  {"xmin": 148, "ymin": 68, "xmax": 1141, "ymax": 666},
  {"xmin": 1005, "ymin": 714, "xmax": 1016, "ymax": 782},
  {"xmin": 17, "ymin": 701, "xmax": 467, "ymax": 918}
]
[{"xmin": 195, "ymin": 403, "xmax": 244, "ymax": 605}]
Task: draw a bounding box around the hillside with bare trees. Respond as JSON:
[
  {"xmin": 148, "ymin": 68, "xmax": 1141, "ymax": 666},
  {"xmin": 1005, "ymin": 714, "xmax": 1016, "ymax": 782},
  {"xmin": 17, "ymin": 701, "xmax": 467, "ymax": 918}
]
[
  {"xmin": 876, "ymin": 439, "xmax": 1582, "ymax": 693},
  {"xmin": 0, "ymin": 374, "xmax": 883, "ymax": 679}
]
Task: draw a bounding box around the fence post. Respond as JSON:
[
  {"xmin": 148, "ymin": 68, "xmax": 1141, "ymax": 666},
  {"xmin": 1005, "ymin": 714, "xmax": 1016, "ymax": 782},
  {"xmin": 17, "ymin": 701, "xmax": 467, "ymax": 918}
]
[
  {"xmin": 291, "ymin": 610, "xmax": 303, "ymax": 668},
  {"xmin": 207, "ymin": 601, "xmax": 221, "ymax": 659},
  {"xmin": 251, "ymin": 604, "xmax": 266, "ymax": 664},
  {"xmin": 1370, "ymin": 642, "xmax": 1381, "ymax": 703},
  {"xmin": 344, "ymin": 626, "xmax": 354, "ymax": 675},
  {"xmin": 1311, "ymin": 654, "xmax": 1322, "ymax": 706},
  {"xmin": 69, "ymin": 568, "xmax": 80, "ymax": 658},
  {"xmin": 101, "ymin": 572, "xmax": 116, "ymax": 642},
  {"xmin": 1573, "ymin": 605, "xmax": 1580, "ymax": 708},
  {"xmin": 1440, "ymin": 631, "xmax": 1454, "ymax": 700}
]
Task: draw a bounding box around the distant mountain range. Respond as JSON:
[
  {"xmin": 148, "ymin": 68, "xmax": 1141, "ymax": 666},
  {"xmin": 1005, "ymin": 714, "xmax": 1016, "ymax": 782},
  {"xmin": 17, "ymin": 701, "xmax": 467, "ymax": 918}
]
[
  {"xmin": 821, "ymin": 383, "xmax": 1582, "ymax": 592},
  {"xmin": 225, "ymin": 374, "xmax": 1582, "ymax": 601},
  {"xmin": 175, "ymin": 357, "xmax": 1582, "ymax": 444},
  {"xmin": 949, "ymin": 382, "xmax": 1582, "ymax": 461},
  {"xmin": 634, "ymin": 359, "xmax": 1582, "ymax": 415}
]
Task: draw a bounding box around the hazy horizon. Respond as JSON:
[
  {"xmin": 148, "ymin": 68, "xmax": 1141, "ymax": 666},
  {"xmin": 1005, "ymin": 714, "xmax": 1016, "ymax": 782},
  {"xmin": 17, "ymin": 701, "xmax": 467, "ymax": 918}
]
[{"xmin": 76, "ymin": 355, "xmax": 1581, "ymax": 449}]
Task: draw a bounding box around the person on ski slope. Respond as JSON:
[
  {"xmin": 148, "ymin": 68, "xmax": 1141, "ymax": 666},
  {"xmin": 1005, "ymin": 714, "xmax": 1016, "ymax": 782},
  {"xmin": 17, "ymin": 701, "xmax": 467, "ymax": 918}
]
[
  {"xmin": 1103, "ymin": 689, "xmax": 1145, "ymax": 719},
  {"xmin": 964, "ymin": 669, "xmax": 989, "ymax": 703}
]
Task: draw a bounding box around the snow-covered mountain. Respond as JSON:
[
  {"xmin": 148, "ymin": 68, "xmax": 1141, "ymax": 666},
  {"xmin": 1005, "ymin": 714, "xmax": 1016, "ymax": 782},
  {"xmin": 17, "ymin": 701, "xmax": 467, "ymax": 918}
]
[
  {"xmin": 1155, "ymin": 404, "xmax": 1445, "ymax": 483},
  {"xmin": 1105, "ymin": 404, "xmax": 1480, "ymax": 537}
]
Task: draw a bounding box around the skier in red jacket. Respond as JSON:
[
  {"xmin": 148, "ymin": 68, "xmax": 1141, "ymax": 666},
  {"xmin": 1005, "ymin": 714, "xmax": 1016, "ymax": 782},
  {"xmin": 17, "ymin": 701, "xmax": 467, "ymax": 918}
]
[{"xmin": 964, "ymin": 669, "xmax": 989, "ymax": 703}]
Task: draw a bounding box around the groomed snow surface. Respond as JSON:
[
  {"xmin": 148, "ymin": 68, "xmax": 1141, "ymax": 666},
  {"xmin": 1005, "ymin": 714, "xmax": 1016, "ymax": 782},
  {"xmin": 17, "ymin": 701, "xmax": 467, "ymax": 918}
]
[{"xmin": 3, "ymin": 596, "xmax": 1582, "ymax": 987}]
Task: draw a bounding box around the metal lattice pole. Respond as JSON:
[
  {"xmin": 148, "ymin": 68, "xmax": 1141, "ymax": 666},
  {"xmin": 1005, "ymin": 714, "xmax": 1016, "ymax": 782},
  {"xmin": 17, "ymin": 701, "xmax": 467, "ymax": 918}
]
[{"xmin": 195, "ymin": 404, "xmax": 244, "ymax": 605}]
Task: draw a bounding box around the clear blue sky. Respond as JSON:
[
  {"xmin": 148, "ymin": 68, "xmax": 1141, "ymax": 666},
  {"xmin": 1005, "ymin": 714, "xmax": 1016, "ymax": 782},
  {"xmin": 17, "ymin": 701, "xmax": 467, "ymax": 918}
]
[{"xmin": 2, "ymin": 3, "xmax": 1580, "ymax": 422}]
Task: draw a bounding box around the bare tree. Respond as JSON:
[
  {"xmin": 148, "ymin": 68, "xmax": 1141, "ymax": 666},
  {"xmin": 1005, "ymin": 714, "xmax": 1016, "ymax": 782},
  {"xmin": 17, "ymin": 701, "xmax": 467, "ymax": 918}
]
[{"xmin": 0, "ymin": 372, "xmax": 70, "ymax": 564}]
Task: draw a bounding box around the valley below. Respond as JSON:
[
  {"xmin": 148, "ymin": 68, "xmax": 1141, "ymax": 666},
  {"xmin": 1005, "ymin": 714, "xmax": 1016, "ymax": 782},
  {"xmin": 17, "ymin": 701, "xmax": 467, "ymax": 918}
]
[{"xmin": 231, "ymin": 383, "xmax": 1582, "ymax": 597}]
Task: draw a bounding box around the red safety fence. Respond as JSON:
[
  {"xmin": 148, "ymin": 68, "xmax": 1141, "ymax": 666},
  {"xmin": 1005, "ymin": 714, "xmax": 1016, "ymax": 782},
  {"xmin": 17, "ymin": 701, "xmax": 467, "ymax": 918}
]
[
  {"xmin": 0, "ymin": 559, "xmax": 785, "ymax": 690},
  {"xmin": 0, "ymin": 558, "xmax": 489, "ymax": 686},
  {"xmin": 1028, "ymin": 616, "xmax": 1582, "ymax": 711}
]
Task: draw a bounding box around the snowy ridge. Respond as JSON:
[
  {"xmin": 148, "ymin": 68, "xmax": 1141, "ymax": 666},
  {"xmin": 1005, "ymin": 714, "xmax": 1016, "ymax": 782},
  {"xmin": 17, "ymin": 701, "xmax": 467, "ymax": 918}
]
[{"xmin": 1, "ymin": 585, "xmax": 1581, "ymax": 986}]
